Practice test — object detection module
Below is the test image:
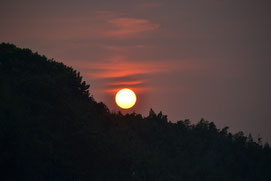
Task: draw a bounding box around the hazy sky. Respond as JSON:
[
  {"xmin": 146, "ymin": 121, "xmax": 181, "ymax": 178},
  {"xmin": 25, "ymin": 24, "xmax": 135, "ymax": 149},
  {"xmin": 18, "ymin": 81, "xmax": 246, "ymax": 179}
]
[{"xmin": 1, "ymin": 0, "xmax": 271, "ymax": 142}]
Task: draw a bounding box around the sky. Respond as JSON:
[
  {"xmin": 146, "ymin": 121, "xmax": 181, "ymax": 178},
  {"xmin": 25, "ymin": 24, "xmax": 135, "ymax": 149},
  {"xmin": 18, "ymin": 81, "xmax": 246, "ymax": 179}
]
[{"xmin": 1, "ymin": 0, "xmax": 271, "ymax": 142}]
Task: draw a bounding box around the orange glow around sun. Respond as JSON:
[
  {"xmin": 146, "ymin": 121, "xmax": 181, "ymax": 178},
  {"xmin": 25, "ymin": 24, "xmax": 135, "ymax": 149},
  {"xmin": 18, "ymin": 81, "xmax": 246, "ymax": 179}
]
[{"xmin": 115, "ymin": 88, "xmax": 137, "ymax": 109}]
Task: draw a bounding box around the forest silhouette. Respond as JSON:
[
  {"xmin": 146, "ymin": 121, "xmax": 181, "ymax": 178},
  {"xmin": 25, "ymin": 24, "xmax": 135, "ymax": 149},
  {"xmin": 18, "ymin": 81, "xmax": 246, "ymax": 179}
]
[{"xmin": 0, "ymin": 43, "xmax": 271, "ymax": 180}]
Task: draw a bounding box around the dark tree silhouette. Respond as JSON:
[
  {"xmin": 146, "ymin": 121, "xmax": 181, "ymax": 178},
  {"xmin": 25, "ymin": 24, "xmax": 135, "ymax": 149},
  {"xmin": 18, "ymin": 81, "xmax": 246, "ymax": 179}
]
[{"xmin": 0, "ymin": 43, "xmax": 271, "ymax": 181}]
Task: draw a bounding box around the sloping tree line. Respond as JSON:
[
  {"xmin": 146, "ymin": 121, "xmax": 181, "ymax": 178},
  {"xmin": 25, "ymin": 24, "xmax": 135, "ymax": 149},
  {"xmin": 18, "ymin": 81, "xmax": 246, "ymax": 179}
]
[{"xmin": 0, "ymin": 43, "xmax": 270, "ymax": 181}]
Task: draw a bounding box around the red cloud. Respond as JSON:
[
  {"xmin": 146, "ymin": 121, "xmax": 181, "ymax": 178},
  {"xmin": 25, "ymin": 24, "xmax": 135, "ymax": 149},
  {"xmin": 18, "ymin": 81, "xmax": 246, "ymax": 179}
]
[
  {"xmin": 104, "ymin": 18, "xmax": 160, "ymax": 38},
  {"xmin": 73, "ymin": 55, "xmax": 200, "ymax": 80},
  {"xmin": 67, "ymin": 56, "xmax": 203, "ymax": 95},
  {"xmin": 100, "ymin": 44, "xmax": 151, "ymax": 51},
  {"xmin": 82, "ymin": 55, "xmax": 180, "ymax": 79},
  {"xmin": 108, "ymin": 80, "xmax": 144, "ymax": 86}
]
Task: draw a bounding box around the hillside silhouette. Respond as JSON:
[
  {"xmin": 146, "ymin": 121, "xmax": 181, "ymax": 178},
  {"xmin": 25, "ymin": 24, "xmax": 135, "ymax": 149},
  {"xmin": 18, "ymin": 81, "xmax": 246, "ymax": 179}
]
[{"xmin": 0, "ymin": 43, "xmax": 271, "ymax": 181}]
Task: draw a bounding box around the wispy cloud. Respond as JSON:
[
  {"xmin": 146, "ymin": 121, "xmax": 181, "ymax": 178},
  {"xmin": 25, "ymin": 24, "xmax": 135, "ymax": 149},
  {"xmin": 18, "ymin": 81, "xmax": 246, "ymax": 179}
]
[
  {"xmin": 100, "ymin": 44, "xmax": 151, "ymax": 51},
  {"xmin": 108, "ymin": 80, "xmax": 144, "ymax": 86},
  {"xmin": 82, "ymin": 55, "xmax": 180, "ymax": 79},
  {"xmin": 71, "ymin": 55, "xmax": 200, "ymax": 94},
  {"xmin": 104, "ymin": 18, "xmax": 160, "ymax": 38}
]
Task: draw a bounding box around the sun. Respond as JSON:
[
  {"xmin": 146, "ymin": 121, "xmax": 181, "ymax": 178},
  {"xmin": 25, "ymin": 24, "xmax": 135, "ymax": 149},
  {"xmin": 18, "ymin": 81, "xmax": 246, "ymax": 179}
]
[{"xmin": 115, "ymin": 88, "xmax": 137, "ymax": 109}]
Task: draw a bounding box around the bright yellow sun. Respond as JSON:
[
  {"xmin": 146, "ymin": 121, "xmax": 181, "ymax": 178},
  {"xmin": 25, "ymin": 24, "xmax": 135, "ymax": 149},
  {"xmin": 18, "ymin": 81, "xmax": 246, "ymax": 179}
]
[{"xmin": 115, "ymin": 88, "xmax": 137, "ymax": 109}]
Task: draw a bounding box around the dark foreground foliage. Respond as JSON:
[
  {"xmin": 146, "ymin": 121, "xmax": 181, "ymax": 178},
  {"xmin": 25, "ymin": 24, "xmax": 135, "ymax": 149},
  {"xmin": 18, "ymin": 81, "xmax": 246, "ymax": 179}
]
[{"xmin": 0, "ymin": 43, "xmax": 271, "ymax": 181}]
